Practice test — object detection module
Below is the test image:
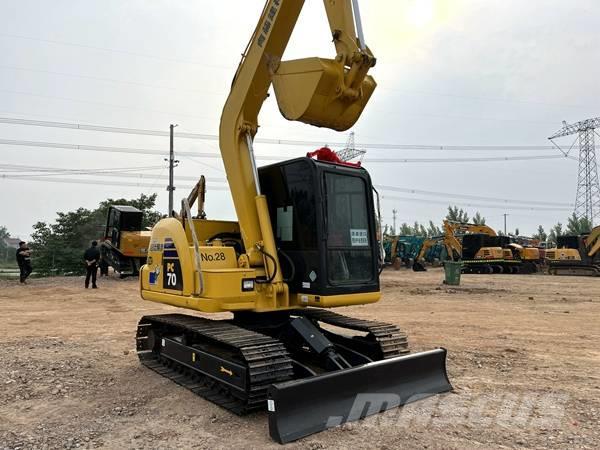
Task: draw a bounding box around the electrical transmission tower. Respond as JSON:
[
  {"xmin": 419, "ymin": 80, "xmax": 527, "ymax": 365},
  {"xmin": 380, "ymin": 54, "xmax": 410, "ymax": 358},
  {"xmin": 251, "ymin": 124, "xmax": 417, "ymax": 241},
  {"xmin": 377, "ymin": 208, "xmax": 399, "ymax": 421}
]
[
  {"xmin": 549, "ymin": 117, "xmax": 600, "ymax": 225},
  {"xmin": 335, "ymin": 132, "xmax": 366, "ymax": 162}
]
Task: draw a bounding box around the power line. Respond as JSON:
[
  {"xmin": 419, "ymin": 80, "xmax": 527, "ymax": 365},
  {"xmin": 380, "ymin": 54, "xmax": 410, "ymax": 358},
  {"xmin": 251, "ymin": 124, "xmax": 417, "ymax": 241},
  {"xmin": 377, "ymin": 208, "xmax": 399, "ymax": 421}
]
[
  {"xmin": 0, "ymin": 163, "xmax": 167, "ymax": 177},
  {"xmin": 0, "ymin": 117, "xmax": 591, "ymax": 152},
  {"xmin": 0, "ymin": 163, "xmax": 574, "ymax": 209},
  {"xmin": 365, "ymin": 154, "xmax": 576, "ymax": 163},
  {"xmin": 0, "ymin": 138, "xmax": 278, "ymax": 160},
  {"xmin": 0, "ymin": 174, "xmax": 228, "ymax": 191},
  {"xmin": 0, "ymin": 33, "xmax": 233, "ymax": 69},
  {"xmin": 0, "ymin": 138, "xmax": 576, "ymax": 164},
  {"xmin": 0, "ymin": 174, "xmax": 571, "ymax": 213},
  {"xmin": 381, "ymin": 194, "xmax": 571, "ymax": 212},
  {"xmin": 0, "ymin": 64, "xmax": 227, "ymax": 96},
  {"xmin": 1, "ymin": 162, "xmax": 573, "ymax": 207},
  {"xmin": 0, "ymin": 90, "xmax": 217, "ymax": 121},
  {"xmin": 374, "ymin": 184, "xmax": 573, "ymax": 207},
  {"xmin": 2, "ymin": 34, "xmax": 590, "ymax": 114},
  {"xmin": 376, "ymin": 85, "xmax": 592, "ymax": 110}
]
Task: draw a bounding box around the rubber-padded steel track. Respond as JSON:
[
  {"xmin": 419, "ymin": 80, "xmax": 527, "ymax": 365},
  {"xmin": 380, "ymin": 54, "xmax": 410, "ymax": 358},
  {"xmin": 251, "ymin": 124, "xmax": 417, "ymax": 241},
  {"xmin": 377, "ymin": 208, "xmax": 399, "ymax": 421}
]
[
  {"xmin": 294, "ymin": 308, "xmax": 409, "ymax": 358},
  {"xmin": 548, "ymin": 262, "xmax": 600, "ymax": 276},
  {"xmin": 136, "ymin": 314, "xmax": 293, "ymax": 414}
]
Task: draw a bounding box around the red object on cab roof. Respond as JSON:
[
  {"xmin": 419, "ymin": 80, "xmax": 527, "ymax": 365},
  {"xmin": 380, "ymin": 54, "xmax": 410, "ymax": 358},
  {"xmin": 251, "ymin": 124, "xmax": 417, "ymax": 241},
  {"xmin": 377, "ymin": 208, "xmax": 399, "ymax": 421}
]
[{"xmin": 306, "ymin": 147, "xmax": 361, "ymax": 168}]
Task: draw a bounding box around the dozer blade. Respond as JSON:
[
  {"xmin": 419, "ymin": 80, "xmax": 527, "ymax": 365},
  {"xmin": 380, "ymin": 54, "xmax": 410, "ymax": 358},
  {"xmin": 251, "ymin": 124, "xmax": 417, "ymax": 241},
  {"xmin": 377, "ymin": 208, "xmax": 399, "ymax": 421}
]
[{"xmin": 267, "ymin": 348, "xmax": 451, "ymax": 444}]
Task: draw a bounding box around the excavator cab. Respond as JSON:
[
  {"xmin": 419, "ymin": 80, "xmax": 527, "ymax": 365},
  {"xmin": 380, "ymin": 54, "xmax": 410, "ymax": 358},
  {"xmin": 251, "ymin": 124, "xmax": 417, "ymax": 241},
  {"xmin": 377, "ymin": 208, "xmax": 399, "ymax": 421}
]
[
  {"xmin": 259, "ymin": 157, "xmax": 379, "ymax": 296},
  {"xmin": 105, "ymin": 205, "xmax": 143, "ymax": 247},
  {"xmin": 101, "ymin": 205, "xmax": 151, "ymax": 276}
]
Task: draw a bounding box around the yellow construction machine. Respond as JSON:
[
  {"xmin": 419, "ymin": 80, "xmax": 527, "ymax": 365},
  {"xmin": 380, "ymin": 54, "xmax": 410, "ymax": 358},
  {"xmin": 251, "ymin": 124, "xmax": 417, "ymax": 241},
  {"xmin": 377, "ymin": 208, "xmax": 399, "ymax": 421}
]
[
  {"xmin": 413, "ymin": 221, "xmax": 539, "ymax": 274},
  {"xmin": 546, "ymin": 225, "xmax": 600, "ymax": 276},
  {"xmin": 412, "ymin": 233, "xmax": 461, "ymax": 271},
  {"xmin": 100, "ymin": 205, "xmax": 151, "ymax": 277},
  {"xmin": 413, "ymin": 221, "xmax": 503, "ymax": 272},
  {"xmin": 450, "ymin": 221, "xmax": 543, "ymax": 273},
  {"xmin": 135, "ymin": 0, "xmax": 450, "ymax": 443}
]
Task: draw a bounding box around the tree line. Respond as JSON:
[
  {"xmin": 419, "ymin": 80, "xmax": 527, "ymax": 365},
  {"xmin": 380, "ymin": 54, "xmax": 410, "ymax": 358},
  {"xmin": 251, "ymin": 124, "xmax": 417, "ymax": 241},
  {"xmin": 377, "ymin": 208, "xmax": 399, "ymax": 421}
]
[
  {"xmin": 385, "ymin": 206, "xmax": 593, "ymax": 244},
  {"xmin": 384, "ymin": 206, "xmax": 487, "ymax": 237},
  {"xmin": 531, "ymin": 214, "xmax": 592, "ymax": 244}
]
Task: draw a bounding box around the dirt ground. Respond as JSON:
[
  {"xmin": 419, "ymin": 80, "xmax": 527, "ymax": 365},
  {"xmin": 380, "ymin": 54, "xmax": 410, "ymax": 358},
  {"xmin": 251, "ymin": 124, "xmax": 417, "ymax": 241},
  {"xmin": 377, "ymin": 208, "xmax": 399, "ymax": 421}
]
[{"xmin": 1, "ymin": 269, "xmax": 599, "ymax": 450}]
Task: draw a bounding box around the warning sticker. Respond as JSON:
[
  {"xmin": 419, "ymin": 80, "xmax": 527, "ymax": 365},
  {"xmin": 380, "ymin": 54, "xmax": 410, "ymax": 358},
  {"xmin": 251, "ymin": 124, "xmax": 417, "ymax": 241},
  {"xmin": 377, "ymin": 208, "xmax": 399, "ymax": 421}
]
[{"xmin": 350, "ymin": 229, "xmax": 368, "ymax": 246}]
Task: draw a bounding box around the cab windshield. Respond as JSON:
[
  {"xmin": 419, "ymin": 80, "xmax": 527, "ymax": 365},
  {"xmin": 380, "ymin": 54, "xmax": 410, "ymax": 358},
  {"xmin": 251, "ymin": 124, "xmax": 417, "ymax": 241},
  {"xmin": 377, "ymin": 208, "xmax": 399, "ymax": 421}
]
[{"xmin": 325, "ymin": 172, "xmax": 374, "ymax": 284}]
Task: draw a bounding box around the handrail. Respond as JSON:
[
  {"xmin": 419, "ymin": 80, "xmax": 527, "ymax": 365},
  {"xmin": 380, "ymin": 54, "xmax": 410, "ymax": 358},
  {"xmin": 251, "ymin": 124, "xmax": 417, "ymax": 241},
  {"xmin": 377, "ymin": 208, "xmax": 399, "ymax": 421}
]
[{"xmin": 182, "ymin": 198, "xmax": 204, "ymax": 296}]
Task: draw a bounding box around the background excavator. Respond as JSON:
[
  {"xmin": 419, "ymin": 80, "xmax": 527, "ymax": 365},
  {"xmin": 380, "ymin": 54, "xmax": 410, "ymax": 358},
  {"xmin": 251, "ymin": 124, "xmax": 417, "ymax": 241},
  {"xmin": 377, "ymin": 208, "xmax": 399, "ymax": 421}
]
[
  {"xmin": 413, "ymin": 220, "xmax": 540, "ymax": 273},
  {"xmin": 455, "ymin": 221, "xmax": 541, "ymax": 274},
  {"xmin": 546, "ymin": 225, "xmax": 600, "ymax": 276},
  {"xmin": 412, "ymin": 232, "xmax": 461, "ymax": 272},
  {"xmin": 100, "ymin": 178, "xmax": 208, "ymax": 278},
  {"xmin": 383, "ymin": 234, "xmax": 425, "ymax": 269},
  {"xmin": 100, "ymin": 205, "xmax": 151, "ymax": 277},
  {"xmin": 135, "ymin": 0, "xmax": 450, "ymax": 444}
]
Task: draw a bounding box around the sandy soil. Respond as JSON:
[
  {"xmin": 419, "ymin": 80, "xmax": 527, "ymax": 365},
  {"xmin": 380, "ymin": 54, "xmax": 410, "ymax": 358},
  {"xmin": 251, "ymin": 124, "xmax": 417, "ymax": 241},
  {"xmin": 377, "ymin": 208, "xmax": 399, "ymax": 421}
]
[{"xmin": 0, "ymin": 269, "xmax": 599, "ymax": 450}]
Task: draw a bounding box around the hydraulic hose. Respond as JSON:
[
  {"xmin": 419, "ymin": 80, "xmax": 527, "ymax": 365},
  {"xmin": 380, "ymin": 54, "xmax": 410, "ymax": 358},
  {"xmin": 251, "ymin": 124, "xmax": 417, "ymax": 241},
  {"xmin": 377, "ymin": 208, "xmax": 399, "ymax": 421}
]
[
  {"xmin": 278, "ymin": 248, "xmax": 296, "ymax": 283},
  {"xmin": 255, "ymin": 245, "xmax": 278, "ymax": 284}
]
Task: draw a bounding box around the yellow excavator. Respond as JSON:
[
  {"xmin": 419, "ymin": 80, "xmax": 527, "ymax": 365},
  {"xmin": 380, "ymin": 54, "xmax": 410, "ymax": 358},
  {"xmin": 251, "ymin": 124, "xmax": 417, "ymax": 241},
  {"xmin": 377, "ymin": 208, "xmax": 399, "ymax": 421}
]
[
  {"xmin": 413, "ymin": 221, "xmax": 502, "ymax": 272},
  {"xmin": 100, "ymin": 205, "xmax": 151, "ymax": 277},
  {"xmin": 448, "ymin": 221, "xmax": 542, "ymax": 274},
  {"xmin": 412, "ymin": 233, "xmax": 461, "ymax": 271},
  {"xmin": 546, "ymin": 225, "xmax": 600, "ymax": 276},
  {"xmin": 135, "ymin": 0, "xmax": 450, "ymax": 443},
  {"xmin": 413, "ymin": 221, "xmax": 539, "ymax": 273}
]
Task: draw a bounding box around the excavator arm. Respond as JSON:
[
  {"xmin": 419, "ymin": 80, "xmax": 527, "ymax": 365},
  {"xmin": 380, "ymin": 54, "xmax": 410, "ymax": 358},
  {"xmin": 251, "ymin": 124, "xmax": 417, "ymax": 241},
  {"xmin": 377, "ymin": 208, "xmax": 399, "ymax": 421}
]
[
  {"xmin": 443, "ymin": 221, "xmax": 466, "ymax": 256},
  {"xmin": 220, "ymin": 0, "xmax": 377, "ymax": 296},
  {"xmin": 446, "ymin": 220, "xmax": 497, "ymax": 236},
  {"xmin": 412, "ymin": 238, "xmax": 436, "ymax": 271},
  {"xmin": 412, "ymin": 228, "xmax": 462, "ymax": 272},
  {"xmin": 180, "ymin": 175, "xmax": 206, "ymax": 219}
]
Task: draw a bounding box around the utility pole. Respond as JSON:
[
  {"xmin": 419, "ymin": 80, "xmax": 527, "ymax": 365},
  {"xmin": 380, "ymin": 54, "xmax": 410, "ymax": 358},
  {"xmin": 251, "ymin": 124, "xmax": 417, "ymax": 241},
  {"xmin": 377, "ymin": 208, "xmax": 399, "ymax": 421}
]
[
  {"xmin": 392, "ymin": 209, "xmax": 397, "ymax": 235},
  {"xmin": 503, "ymin": 213, "xmax": 508, "ymax": 235},
  {"xmin": 166, "ymin": 124, "xmax": 179, "ymax": 215}
]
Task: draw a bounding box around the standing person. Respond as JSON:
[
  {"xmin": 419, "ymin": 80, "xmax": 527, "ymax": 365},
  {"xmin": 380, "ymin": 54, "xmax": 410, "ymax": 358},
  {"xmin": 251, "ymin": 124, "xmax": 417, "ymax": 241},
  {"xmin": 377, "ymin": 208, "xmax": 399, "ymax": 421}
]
[
  {"xmin": 83, "ymin": 241, "xmax": 100, "ymax": 289},
  {"xmin": 16, "ymin": 241, "xmax": 32, "ymax": 284}
]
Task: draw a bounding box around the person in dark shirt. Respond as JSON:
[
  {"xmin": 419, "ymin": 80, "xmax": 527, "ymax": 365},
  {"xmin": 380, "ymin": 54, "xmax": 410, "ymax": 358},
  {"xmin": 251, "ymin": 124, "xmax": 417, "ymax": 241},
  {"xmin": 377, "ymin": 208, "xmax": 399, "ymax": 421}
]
[
  {"xmin": 83, "ymin": 241, "xmax": 101, "ymax": 289},
  {"xmin": 16, "ymin": 241, "xmax": 32, "ymax": 284}
]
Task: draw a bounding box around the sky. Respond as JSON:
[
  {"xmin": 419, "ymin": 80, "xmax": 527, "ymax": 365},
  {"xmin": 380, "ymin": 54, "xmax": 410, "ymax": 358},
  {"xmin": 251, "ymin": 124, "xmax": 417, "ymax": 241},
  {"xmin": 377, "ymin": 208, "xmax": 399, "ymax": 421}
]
[{"xmin": 1, "ymin": 0, "xmax": 599, "ymax": 240}]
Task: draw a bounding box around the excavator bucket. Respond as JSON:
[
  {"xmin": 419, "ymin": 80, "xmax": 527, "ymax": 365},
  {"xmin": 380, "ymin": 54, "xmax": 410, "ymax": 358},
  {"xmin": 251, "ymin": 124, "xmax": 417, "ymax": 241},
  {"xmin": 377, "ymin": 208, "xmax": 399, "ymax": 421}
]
[
  {"xmin": 268, "ymin": 348, "xmax": 451, "ymax": 444},
  {"xmin": 272, "ymin": 57, "xmax": 376, "ymax": 132}
]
